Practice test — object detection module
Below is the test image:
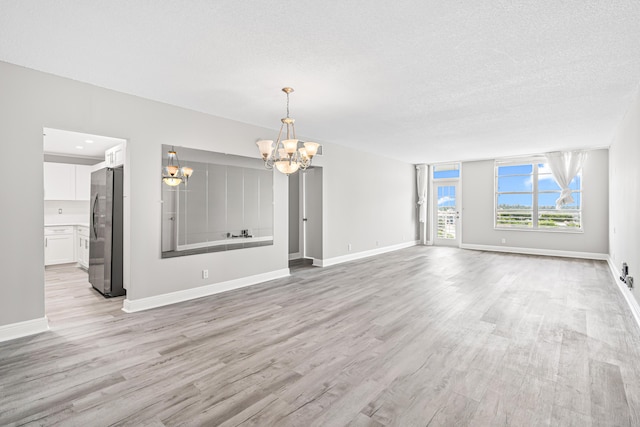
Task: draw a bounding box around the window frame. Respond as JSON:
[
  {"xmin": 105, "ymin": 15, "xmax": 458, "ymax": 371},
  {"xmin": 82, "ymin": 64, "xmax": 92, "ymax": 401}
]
[
  {"xmin": 433, "ymin": 163, "xmax": 460, "ymax": 180},
  {"xmin": 494, "ymin": 157, "xmax": 583, "ymax": 233}
]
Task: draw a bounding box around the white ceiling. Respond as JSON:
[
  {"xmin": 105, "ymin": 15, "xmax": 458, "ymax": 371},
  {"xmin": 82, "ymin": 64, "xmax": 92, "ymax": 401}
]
[
  {"xmin": 2, "ymin": 1, "xmax": 639, "ymax": 163},
  {"xmin": 43, "ymin": 127, "xmax": 125, "ymax": 160}
]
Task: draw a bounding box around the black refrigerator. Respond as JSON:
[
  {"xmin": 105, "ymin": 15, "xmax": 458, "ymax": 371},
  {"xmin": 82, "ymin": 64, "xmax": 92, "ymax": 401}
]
[{"xmin": 89, "ymin": 167, "xmax": 125, "ymax": 297}]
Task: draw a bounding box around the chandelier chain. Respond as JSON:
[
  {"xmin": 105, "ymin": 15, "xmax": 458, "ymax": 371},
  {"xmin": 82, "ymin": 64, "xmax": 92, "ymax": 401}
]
[{"xmin": 286, "ymin": 92, "xmax": 290, "ymax": 118}]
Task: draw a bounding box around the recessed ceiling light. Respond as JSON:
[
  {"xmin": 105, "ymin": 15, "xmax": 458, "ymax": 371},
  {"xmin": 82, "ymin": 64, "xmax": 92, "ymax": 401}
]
[
  {"xmin": 75, "ymin": 145, "xmax": 84, "ymax": 149},
  {"xmin": 85, "ymin": 139, "xmax": 94, "ymax": 143}
]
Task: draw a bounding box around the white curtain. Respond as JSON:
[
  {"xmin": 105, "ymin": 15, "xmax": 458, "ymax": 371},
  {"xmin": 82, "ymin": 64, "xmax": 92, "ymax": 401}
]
[
  {"xmin": 545, "ymin": 151, "xmax": 586, "ymax": 209},
  {"xmin": 416, "ymin": 164, "xmax": 428, "ymax": 223}
]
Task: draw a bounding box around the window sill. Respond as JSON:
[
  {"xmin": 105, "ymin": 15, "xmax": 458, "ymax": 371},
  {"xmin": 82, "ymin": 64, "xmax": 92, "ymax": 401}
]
[{"xmin": 494, "ymin": 226, "xmax": 584, "ymax": 234}]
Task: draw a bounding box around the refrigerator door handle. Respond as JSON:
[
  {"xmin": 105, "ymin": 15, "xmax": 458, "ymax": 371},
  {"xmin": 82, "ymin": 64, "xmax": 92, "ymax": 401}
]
[{"xmin": 92, "ymin": 193, "xmax": 99, "ymax": 239}]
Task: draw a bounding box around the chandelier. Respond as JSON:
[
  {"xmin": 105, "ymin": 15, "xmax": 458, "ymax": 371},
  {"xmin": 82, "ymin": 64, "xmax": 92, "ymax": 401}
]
[
  {"xmin": 162, "ymin": 147, "xmax": 193, "ymax": 186},
  {"xmin": 256, "ymin": 87, "xmax": 320, "ymax": 175}
]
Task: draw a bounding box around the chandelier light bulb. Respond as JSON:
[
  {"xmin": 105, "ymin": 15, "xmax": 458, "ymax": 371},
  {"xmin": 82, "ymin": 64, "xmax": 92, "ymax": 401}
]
[
  {"xmin": 163, "ymin": 177, "xmax": 182, "ymax": 186},
  {"xmin": 182, "ymin": 166, "xmax": 193, "ymax": 178},
  {"xmin": 303, "ymin": 142, "xmax": 320, "ymax": 158},
  {"xmin": 275, "ymin": 160, "xmax": 300, "ymax": 175},
  {"xmin": 256, "ymin": 140, "xmax": 274, "ymax": 160},
  {"xmin": 282, "ymin": 139, "xmax": 298, "ymax": 155},
  {"xmin": 167, "ymin": 165, "xmax": 179, "ymax": 176}
]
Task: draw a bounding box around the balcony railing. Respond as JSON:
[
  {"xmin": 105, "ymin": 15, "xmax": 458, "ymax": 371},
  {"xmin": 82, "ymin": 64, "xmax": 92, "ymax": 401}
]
[
  {"xmin": 437, "ymin": 210, "xmax": 456, "ymax": 238},
  {"xmin": 496, "ymin": 209, "xmax": 581, "ymax": 229}
]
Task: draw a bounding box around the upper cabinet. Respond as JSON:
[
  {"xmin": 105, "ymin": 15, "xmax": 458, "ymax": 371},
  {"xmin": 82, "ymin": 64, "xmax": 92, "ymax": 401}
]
[
  {"xmin": 74, "ymin": 165, "xmax": 91, "ymax": 200},
  {"xmin": 105, "ymin": 144, "xmax": 124, "ymax": 167},
  {"xmin": 44, "ymin": 163, "xmax": 75, "ymax": 200},
  {"xmin": 44, "ymin": 163, "xmax": 92, "ymax": 201}
]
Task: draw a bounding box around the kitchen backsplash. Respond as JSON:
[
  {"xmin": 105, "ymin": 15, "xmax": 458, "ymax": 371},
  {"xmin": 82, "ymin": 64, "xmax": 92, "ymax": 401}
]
[{"xmin": 44, "ymin": 200, "xmax": 90, "ymax": 225}]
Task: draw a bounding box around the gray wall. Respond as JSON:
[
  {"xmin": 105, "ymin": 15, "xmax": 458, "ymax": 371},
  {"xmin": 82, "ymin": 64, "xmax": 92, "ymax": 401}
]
[
  {"xmin": 311, "ymin": 142, "xmax": 418, "ymax": 259},
  {"xmin": 0, "ymin": 60, "xmax": 418, "ymax": 328},
  {"xmin": 0, "ymin": 60, "xmax": 288, "ymax": 326},
  {"xmin": 609, "ymin": 87, "xmax": 640, "ymax": 305},
  {"xmin": 461, "ymin": 149, "xmax": 609, "ymax": 254}
]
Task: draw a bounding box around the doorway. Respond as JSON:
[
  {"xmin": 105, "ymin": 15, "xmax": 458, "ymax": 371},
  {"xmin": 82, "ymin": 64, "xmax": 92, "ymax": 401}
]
[
  {"xmin": 433, "ymin": 180, "xmax": 460, "ymax": 247},
  {"xmin": 43, "ymin": 128, "xmax": 128, "ymax": 324},
  {"xmin": 288, "ymin": 167, "xmax": 323, "ymax": 265}
]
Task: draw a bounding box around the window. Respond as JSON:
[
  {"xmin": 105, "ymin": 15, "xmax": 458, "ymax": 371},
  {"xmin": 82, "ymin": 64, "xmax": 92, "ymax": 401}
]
[
  {"xmin": 495, "ymin": 160, "xmax": 582, "ymax": 230},
  {"xmin": 433, "ymin": 163, "xmax": 460, "ymax": 179}
]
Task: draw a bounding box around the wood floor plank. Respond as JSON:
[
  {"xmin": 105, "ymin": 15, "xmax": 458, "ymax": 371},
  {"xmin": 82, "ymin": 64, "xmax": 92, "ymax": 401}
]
[
  {"xmin": 1, "ymin": 248, "xmax": 640, "ymax": 425},
  {"xmin": 589, "ymin": 359, "xmax": 631, "ymax": 426}
]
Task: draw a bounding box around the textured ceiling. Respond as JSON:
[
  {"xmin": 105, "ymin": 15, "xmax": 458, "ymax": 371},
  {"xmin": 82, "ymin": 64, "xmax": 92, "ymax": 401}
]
[{"xmin": 1, "ymin": 1, "xmax": 639, "ymax": 163}]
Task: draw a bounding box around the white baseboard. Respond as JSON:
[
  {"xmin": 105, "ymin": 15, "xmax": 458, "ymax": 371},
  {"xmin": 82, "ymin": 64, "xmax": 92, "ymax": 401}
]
[
  {"xmin": 607, "ymin": 257, "xmax": 640, "ymax": 330},
  {"xmin": 288, "ymin": 252, "xmax": 301, "ymax": 260},
  {"xmin": 0, "ymin": 316, "xmax": 49, "ymax": 343},
  {"xmin": 459, "ymin": 243, "xmax": 608, "ymax": 260},
  {"xmin": 122, "ymin": 268, "xmax": 290, "ymax": 313},
  {"xmin": 314, "ymin": 241, "xmax": 418, "ymax": 268}
]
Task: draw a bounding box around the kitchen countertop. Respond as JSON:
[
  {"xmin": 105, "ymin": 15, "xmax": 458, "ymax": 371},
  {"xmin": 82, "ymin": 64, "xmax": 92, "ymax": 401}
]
[{"xmin": 44, "ymin": 222, "xmax": 90, "ymax": 228}]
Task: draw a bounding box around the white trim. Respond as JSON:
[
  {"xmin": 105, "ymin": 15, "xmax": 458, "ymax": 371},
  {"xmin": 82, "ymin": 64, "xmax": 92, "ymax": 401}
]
[
  {"xmin": 122, "ymin": 268, "xmax": 290, "ymax": 313},
  {"xmin": 288, "ymin": 252, "xmax": 301, "ymax": 260},
  {"xmin": 607, "ymin": 257, "xmax": 640, "ymax": 330},
  {"xmin": 459, "ymin": 243, "xmax": 607, "ymax": 260},
  {"xmin": 0, "ymin": 317, "xmax": 49, "ymax": 343},
  {"xmin": 315, "ymin": 241, "xmax": 418, "ymax": 268}
]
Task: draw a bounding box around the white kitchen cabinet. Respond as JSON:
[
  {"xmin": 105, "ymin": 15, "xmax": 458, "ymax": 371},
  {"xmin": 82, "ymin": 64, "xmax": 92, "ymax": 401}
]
[
  {"xmin": 44, "ymin": 226, "xmax": 75, "ymax": 265},
  {"xmin": 75, "ymin": 165, "xmax": 91, "ymax": 201},
  {"xmin": 44, "ymin": 163, "xmax": 92, "ymax": 201},
  {"xmin": 76, "ymin": 226, "xmax": 89, "ymax": 269},
  {"xmin": 44, "ymin": 163, "xmax": 75, "ymax": 200},
  {"xmin": 105, "ymin": 144, "xmax": 125, "ymax": 167}
]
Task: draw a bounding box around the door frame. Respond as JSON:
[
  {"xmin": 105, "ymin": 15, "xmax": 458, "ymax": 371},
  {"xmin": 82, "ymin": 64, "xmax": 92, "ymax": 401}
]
[
  {"xmin": 43, "ymin": 128, "xmax": 130, "ymax": 312},
  {"xmin": 288, "ymin": 167, "xmax": 323, "ymax": 263},
  {"xmin": 300, "ymin": 170, "xmax": 306, "ymax": 259},
  {"xmin": 300, "ymin": 166, "xmax": 323, "ymax": 264}
]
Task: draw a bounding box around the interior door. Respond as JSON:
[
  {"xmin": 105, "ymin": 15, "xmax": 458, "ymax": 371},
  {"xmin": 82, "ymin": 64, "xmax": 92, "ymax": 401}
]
[
  {"xmin": 161, "ymin": 186, "xmax": 178, "ymax": 252},
  {"xmin": 433, "ymin": 181, "xmax": 460, "ymax": 247},
  {"xmin": 302, "ymin": 167, "xmax": 322, "ymax": 260}
]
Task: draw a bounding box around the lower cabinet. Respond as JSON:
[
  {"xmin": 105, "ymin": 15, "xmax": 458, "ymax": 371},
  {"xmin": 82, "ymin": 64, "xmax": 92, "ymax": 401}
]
[
  {"xmin": 77, "ymin": 226, "xmax": 89, "ymax": 269},
  {"xmin": 44, "ymin": 227, "xmax": 75, "ymax": 265}
]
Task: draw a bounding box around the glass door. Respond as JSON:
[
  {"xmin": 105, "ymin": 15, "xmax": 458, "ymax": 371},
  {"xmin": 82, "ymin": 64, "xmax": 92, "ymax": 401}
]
[{"xmin": 433, "ymin": 181, "xmax": 460, "ymax": 246}]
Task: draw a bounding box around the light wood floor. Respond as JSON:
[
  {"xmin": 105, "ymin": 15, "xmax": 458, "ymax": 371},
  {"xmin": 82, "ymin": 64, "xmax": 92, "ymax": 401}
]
[{"xmin": 2, "ymin": 247, "xmax": 640, "ymax": 426}]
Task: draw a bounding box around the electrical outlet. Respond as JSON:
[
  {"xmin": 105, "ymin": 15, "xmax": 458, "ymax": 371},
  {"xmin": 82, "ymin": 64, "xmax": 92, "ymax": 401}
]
[
  {"xmin": 348, "ymin": 243, "xmax": 352, "ymax": 251},
  {"xmin": 501, "ymin": 238, "xmax": 506, "ymax": 244},
  {"xmin": 202, "ymin": 269, "xmax": 208, "ymax": 279},
  {"xmin": 58, "ymin": 208, "xmax": 63, "ymax": 214}
]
